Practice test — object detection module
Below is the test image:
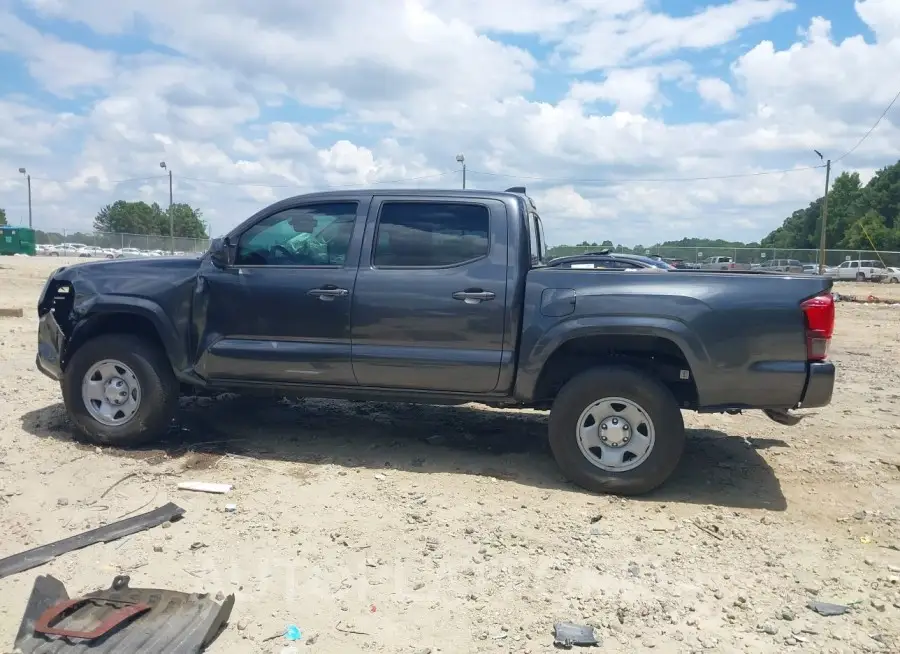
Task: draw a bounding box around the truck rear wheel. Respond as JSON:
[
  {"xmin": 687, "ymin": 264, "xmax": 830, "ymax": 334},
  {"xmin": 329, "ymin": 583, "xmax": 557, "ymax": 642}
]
[
  {"xmin": 548, "ymin": 366, "xmax": 685, "ymax": 495},
  {"xmin": 61, "ymin": 334, "xmax": 178, "ymax": 447}
]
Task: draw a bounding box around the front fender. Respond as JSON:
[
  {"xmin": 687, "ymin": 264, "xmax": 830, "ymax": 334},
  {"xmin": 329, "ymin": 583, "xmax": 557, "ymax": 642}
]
[
  {"xmin": 513, "ymin": 315, "xmax": 711, "ymax": 402},
  {"xmin": 68, "ymin": 295, "xmax": 189, "ymax": 373}
]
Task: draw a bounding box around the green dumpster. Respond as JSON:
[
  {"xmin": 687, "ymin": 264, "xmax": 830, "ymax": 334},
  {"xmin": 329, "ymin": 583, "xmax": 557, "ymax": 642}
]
[{"xmin": 0, "ymin": 226, "xmax": 36, "ymax": 256}]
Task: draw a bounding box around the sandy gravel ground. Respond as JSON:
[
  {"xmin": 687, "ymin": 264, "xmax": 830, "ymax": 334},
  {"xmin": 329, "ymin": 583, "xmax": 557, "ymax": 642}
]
[{"xmin": 1, "ymin": 256, "xmax": 898, "ymax": 654}]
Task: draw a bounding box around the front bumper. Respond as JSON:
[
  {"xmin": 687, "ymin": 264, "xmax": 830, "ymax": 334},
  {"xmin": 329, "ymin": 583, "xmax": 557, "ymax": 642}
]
[
  {"xmin": 800, "ymin": 361, "xmax": 835, "ymax": 408},
  {"xmin": 36, "ymin": 311, "xmax": 65, "ymax": 382}
]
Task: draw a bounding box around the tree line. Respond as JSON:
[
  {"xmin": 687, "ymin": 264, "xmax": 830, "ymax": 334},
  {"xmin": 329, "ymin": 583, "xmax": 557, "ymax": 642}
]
[{"xmin": 4, "ymin": 160, "xmax": 899, "ymax": 256}]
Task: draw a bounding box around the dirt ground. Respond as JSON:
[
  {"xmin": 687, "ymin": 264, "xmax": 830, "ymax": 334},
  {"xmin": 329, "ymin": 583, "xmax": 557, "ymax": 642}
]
[{"xmin": 1, "ymin": 256, "xmax": 898, "ymax": 654}]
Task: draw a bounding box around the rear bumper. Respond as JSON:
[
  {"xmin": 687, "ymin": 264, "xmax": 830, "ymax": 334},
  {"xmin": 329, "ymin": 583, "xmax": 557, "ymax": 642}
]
[
  {"xmin": 36, "ymin": 311, "xmax": 65, "ymax": 382},
  {"xmin": 800, "ymin": 361, "xmax": 834, "ymax": 408}
]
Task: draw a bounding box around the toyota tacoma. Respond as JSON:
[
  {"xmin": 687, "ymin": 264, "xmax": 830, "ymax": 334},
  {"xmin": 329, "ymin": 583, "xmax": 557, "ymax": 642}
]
[{"xmin": 35, "ymin": 187, "xmax": 836, "ymax": 495}]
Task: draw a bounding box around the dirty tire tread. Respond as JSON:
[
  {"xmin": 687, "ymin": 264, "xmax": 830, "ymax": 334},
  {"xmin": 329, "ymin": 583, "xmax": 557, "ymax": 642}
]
[
  {"xmin": 549, "ymin": 366, "xmax": 685, "ymax": 496},
  {"xmin": 61, "ymin": 333, "xmax": 178, "ymax": 447}
]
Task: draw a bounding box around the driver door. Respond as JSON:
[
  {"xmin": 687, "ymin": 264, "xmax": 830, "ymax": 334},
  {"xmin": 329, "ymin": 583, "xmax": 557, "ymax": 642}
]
[{"xmin": 195, "ymin": 201, "xmax": 363, "ymax": 386}]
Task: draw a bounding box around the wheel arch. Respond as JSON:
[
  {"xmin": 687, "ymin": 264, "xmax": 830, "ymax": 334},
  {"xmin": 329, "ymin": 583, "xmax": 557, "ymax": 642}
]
[
  {"xmin": 522, "ymin": 326, "xmax": 704, "ymax": 409},
  {"xmin": 62, "ymin": 297, "xmax": 187, "ymax": 375}
]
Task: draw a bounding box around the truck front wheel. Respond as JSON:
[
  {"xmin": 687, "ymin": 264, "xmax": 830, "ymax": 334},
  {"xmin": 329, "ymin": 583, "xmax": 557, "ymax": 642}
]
[
  {"xmin": 548, "ymin": 366, "xmax": 685, "ymax": 495},
  {"xmin": 61, "ymin": 334, "xmax": 179, "ymax": 447}
]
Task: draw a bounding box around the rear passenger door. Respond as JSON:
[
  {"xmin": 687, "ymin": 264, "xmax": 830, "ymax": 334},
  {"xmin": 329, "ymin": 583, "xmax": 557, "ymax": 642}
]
[{"xmin": 350, "ymin": 196, "xmax": 509, "ymax": 393}]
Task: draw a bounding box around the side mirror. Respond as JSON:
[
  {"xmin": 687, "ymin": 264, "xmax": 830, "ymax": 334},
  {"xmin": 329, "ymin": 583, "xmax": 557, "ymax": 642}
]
[{"xmin": 209, "ymin": 237, "xmax": 234, "ymax": 268}]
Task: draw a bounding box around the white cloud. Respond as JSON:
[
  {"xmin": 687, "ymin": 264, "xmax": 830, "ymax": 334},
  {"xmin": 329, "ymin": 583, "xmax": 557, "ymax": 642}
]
[
  {"xmin": 696, "ymin": 78, "xmax": 737, "ymax": 112},
  {"xmin": 568, "ymin": 63, "xmax": 693, "ymax": 113},
  {"xmin": 0, "ymin": 0, "xmax": 897, "ymax": 249},
  {"xmin": 558, "ymin": 0, "xmax": 796, "ymax": 72}
]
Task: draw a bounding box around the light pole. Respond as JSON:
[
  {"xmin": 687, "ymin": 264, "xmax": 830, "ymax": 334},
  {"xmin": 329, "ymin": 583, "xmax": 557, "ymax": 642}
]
[
  {"xmin": 814, "ymin": 150, "xmax": 831, "ymax": 274},
  {"xmin": 456, "ymin": 153, "xmax": 466, "ymax": 189},
  {"xmin": 17, "ymin": 168, "xmax": 32, "ymax": 229},
  {"xmin": 159, "ymin": 161, "xmax": 174, "ymax": 254}
]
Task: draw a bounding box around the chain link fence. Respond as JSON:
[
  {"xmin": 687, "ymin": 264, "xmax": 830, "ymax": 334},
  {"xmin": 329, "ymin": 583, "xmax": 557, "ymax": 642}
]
[
  {"xmin": 35, "ymin": 229, "xmax": 212, "ymax": 253},
  {"xmin": 550, "ymin": 245, "xmax": 900, "ymax": 268}
]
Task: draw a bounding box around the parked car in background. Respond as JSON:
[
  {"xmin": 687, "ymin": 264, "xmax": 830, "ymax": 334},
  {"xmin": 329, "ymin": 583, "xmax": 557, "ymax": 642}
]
[
  {"xmin": 115, "ymin": 247, "xmax": 146, "ymax": 259},
  {"xmin": 885, "ymin": 267, "xmax": 900, "ymax": 283},
  {"xmin": 549, "ymin": 251, "xmax": 674, "ymax": 270},
  {"xmin": 699, "ymin": 256, "xmax": 751, "ymax": 271},
  {"xmin": 50, "ymin": 243, "xmax": 89, "ymax": 257},
  {"xmin": 758, "ymin": 259, "xmax": 804, "ymax": 274},
  {"xmin": 831, "ymin": 259, "xmax": 887, "ymax": 282}
]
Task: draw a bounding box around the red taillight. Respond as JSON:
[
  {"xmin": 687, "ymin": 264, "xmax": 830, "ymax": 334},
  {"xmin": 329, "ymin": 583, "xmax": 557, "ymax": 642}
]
[
  {"xmin": 729, "ymin": 263, "xmax": 736, "ymax": 269},
  {"xmin": 801, "ymin": 293, "xmax": 835, "ymax": 361}
]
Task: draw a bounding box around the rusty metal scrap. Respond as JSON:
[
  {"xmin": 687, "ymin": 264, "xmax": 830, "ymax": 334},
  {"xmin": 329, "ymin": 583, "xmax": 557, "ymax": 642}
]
[{"xmin": 14, "ymin": 574, "xmax": 234, "ymax": 653}]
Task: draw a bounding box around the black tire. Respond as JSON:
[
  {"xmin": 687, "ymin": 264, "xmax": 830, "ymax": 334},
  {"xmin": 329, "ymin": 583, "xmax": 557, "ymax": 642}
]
[
  {"xmin": 548, "ymin": 366, "xmax": 685, "ymax": 495},
  {"xmin": 62, "ymin": 334, "xmax": 178, "ymax": 447}
]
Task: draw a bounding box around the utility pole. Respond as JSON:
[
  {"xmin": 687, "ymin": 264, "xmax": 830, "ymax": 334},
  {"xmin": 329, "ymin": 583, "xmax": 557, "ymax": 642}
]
[
  {"xmin": 160, "ymin": 161, "xmax": 174, "ymax": 254},
  {"xmin": 18, "ymin": 168, "xmax": 32, "ymax": 228},
  {"xmin": 456, "ymin": 153, "xmax": 466, "ymax": 189},
  {"xmin": 814, "ymin": 151, "xmax": 831, "ymax": 274}
]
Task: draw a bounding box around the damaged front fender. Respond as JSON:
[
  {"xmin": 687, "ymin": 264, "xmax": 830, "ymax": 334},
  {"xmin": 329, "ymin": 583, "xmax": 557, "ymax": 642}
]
[{"xmin": 36, "ymin": 258, "xmax": 203, "ymax": 381}]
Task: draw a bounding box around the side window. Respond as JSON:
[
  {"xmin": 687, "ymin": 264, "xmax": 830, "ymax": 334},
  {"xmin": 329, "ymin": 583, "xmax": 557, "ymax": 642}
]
[
  {"xmin": 849, "ymin": 261, "xmax": 858, "ymax": 268},
  {"xmin": 373, "ymin": 201, "xmax": 490, "ymax": 268},
  {"xmin": 234, "ymin": 202, "xmax": 357, "ymax": 266},
  {"xmin": 839, "ymin": 261, "xmax": 850, "ymax": 268}
]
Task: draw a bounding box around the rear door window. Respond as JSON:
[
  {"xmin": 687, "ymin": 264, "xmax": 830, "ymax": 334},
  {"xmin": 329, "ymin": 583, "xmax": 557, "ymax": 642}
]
[{"xmin": 373, "ymin": 201, "xmax": 490, "ymax": 268}]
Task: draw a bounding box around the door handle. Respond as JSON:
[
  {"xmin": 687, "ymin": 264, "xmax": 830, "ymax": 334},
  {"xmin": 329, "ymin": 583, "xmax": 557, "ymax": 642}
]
[
  {"xmin": 308, "ymin": 286, "xmax": 349, "ymax": 302},
  {"xmin": 452, "ymin": 289, "xmax": 496, "ymax": 304}
]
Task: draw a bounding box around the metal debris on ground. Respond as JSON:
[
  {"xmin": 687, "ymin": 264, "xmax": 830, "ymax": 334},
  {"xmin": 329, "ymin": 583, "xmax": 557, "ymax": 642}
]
[
  {"xmin": 13, "ymin": 574, "xmax": 234, "ymax": 653},
  {"xmin": 0, "ymin": 503, "xmax": 185, "ymax": 579},
  {"xmin": 552, "ymin": 622, "xmax": 600, "ymax": 648},
  {"xmin": 832, "ymin": 292, "xmax": 900, "ymax": 305},
  {"xmin": 807, "ymin": 600, "xmax": 850, "ymax": 616}
]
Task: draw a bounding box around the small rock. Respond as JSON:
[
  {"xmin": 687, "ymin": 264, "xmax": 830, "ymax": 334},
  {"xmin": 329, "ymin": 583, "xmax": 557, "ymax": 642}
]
[
  {"xmin": 864, "ymin": 558, "xmax": 875, "ymax": 566},
  {"xmin": 413, "ymin": 582, "xmax": 425, "ymax": 591},
  {"xmin": 781, "ymin": 609, "xmax": 796, "ymax": 621},
  {"xmin": 758, "ymin": 623, "xmax": 778, "ymax": 635},
  {"xmin": 152, "ymin": 545, "xmax": 163, "ymax": 553},
  {"xmin": 56, "ymin": 498, "xmax": 69, "ymax": 507},
  {"xmin": 870, "ymin": 598, "xmax": 886, "ymax": 612},
  {"xmin": 714, "ymin": 590, "xmax": 724, "ymax": 600},
  {"xmin": 236, "ymin": 618, "xmax": 249, "ymax": 631},
  {"xmin": 215, "ymin": 591, "xmax": 225, "ymax": 601}
]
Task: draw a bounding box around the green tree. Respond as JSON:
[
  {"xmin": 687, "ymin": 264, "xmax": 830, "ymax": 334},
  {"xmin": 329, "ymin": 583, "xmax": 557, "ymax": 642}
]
[
  {"xmin": 761, "ymin": 160, "xmax": 900, "ymax": 252},
  {"xmin": 0, "ymin": 206, "xmax": 6, "ymax": 226},
  {"xmin": 94, "ymin": 200, "xmax": 208, "ymax": 238}
]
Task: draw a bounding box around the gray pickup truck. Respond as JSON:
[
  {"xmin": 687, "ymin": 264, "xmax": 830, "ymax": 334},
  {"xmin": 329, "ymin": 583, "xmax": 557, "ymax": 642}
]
[{"xmin": 35, "ymin": 187, "xmax": 836, "ymax": 495}]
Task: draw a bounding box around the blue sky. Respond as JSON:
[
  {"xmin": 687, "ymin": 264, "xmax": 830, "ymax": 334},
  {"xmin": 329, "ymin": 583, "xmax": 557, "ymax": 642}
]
[{"xmin": 0, "ymin": 0, "xmax": 898, "ymax": 246}]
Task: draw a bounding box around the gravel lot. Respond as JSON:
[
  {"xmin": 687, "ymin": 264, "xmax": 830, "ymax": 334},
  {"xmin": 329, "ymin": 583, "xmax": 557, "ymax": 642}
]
[{"xmin": 1, "ymin": 256, "xmax": 899, "ymax": 653}]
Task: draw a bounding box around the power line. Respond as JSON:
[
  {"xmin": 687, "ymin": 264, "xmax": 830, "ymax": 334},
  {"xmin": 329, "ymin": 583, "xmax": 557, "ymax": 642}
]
[
  {"xmin": 834, "ymin": 86, "xmax": 900, "ymax": 163},
  {"xmin": 465, "ymin": 165, "xmax": 826, "ymax": 184},
  {"xmin": 178, "ymin": 171, "xmax": 454, "ymax": 189},
  {"xmin": 27, "ymin": 174, "xmax": 169, "ymax": 184}
]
